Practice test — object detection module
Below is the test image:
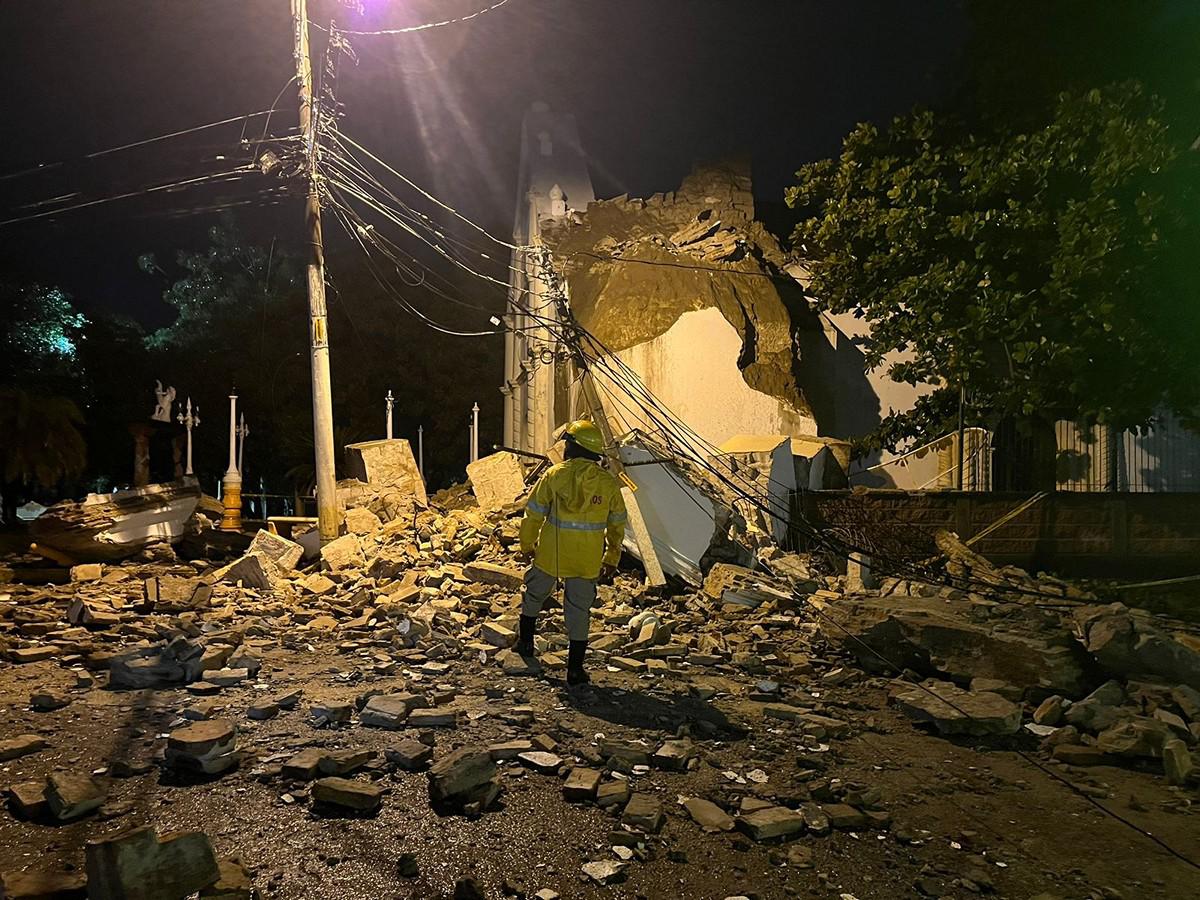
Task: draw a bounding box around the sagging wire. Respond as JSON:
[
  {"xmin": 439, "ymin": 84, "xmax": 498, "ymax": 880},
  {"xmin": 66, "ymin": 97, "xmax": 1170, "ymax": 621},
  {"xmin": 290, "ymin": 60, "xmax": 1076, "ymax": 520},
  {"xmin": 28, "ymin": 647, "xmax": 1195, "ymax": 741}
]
[
  {"xmin": 333, "ymin": 0, "xmax": 514, "ymax": 36},
  {"xmin": 0, "ymin": 109, "xmax": 283, "ymax": 183},
  {"xmin": 0, "ymin": 167, "xmax": 260, "ymax": 228}
]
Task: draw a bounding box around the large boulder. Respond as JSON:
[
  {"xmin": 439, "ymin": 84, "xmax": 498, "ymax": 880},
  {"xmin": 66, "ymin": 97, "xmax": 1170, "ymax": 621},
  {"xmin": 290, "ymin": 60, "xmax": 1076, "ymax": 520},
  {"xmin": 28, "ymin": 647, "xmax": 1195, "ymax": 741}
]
[
  {"xmin": 819, "ymin": 595, "xmax": 1090, "ymax": 698},
  {"xmin": 1073, "ymin": 604, "xmax": 1200, "ymax": 692}
]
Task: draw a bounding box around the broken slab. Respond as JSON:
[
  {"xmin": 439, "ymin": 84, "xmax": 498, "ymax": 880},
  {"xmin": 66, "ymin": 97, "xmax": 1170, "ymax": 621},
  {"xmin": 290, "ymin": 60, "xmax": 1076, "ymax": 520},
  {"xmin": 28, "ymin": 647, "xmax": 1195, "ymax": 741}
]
[
  {"xmin": 466, "ymin": 452, "xmax": 527, "ymax": 510},
  {"xmin": 344, "ymin": 438, "xmax": 427, "ymax": 505},
  {"xmin": 199, "ymin": 858, "xmax": 256, "ymax": 900},
  {"xmin": 0, "ymin": 734, "xmax": 48, "ymax": 762},
  {"xmin": 86, "ymin": 826, "xmax": 220, "ymax": 900},
  {"xmin": 682, "ymin": 797, "xmax": 735, "ymax": 832},
  {"xmin": 738, "ymin": 806, "xmax": 806, "ymax": 841},
  {"xmin": 360, "ymin": 693, "xmax": 428, "ymax": 729},
  {"xmin": 165, "ymin": 720, "xmax": 239, "ymax": 775},
  {"xmin": 562, "ymin": 767, "xmax": 602, "ymax": 802},
  {"xmin": 462, "ymin": 561, "xmax": 524, "ymax": 591},
  {"xmin": 312, "ymin": 777, "xmax": 384, "ymax": 813},
  {"xmin": 821, "ymin": 594, "xmax": 1089, "ymax": 698},
  {"xmin": 894, "ymin": 680, "xmax": 1022, "ymax": 736},
  {"xmin": 247, "ymin": 529, "xmax": 304, "ymax": 573},
  {"xmin": 1074, "ymin": 603, "xmax": 1200, "ymax": 691},
  {"xmin": 45, "ymin": 772, "xmax": 106, "ymax": 820},
  {"xmin": 320, "ymin": 533, "xmax": 365, "ymax": 574},
  {"xmin": 0, "ymin": 868, "xmax": 87, "ymax": 899},
  {"xmin": 428, "ymin": 749, "xmax": 500, "ymax": 811},
  {"xmin": 621, "ymin": 793, "xmax": 664, "ymax": 832},
  {"xmin": 214, "ymin": 552, "xmax": 280, "ymax": 591}
]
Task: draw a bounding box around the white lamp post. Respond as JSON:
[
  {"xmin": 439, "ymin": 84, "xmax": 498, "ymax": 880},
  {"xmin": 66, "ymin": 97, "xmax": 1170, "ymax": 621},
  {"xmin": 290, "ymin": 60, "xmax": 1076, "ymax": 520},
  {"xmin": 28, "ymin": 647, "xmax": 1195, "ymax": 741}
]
[
  {"xmin": 471, "ymin": 402, "xmax": 480, "ymax": 463},
  {"xmin": 386, "ymin": 389, "xmax": 394, "ymax": 440},
  {"xmin": 176, "ymin": 398, "xmax": 200, "ymax": 476},
  {"xmin": 418, "ymin": 425, "xmax": 425, "ymax": 479}
]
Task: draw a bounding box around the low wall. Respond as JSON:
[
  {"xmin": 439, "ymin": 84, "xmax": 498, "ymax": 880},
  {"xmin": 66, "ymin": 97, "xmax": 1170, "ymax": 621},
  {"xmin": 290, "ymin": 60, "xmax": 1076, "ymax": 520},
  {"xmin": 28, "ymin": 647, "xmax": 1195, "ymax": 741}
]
[{"xmin": 802, "ymin": 490, "xmax": 1200, "ymax": 578}]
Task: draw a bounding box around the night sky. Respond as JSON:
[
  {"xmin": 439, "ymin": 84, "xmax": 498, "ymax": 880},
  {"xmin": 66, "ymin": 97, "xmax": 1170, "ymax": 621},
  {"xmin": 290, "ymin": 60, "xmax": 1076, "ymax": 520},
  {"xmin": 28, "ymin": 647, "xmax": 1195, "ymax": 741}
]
[{"xmin": 0, "ymin": 1, "xmax": 966, "ymax": 325}]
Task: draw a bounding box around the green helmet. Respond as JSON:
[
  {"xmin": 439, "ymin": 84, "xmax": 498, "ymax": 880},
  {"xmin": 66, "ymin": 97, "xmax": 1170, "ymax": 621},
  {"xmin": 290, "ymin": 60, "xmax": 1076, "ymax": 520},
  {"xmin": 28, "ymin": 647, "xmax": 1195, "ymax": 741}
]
[{"xmin": 564, "ymin": 419, "xmax": 605, "ymax": 455}]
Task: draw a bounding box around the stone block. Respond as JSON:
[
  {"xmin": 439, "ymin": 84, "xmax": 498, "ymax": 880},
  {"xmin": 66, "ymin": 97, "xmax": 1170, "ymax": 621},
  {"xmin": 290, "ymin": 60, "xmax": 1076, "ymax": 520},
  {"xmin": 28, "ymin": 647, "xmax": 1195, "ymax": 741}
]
[
  {"xmin": 0, "ymin": 869, "xmax": 86, "ymax": 899},
  {"xmin": 386, "ymin": 741, "xmax": 434, "ymax": 771},
  {"xmin": 682, "ymin": 797, "xmax": 734, "ymax": 832},
  {"xmin": 70, "ymin": 563, "xmax": 104, "ymax": 583},
  {"xmin": 738, "ymin": 806, "xmax": 806, "ymax": 841},
  {"xmin": 312, "ymin": 777, "xmax": 384, "ymax": 812},
  {"xmin": 466, "ymin": 452, "xmax": 527, "ymax": 510},
  {"xmin": 318, "ymin": 749, "xmax": 376, "ymax": 776},
  {"xmin": 1163, "ymin": 738, "xmax": 1195, "ymax": 785},
  {"xmin": 621, "ymin": 793, "xmax": 664, "ymax": 833},
  {"xmin": 517, "ymin": 751, "xmax": 562, "ymax": 774},
  {"xmin": 214, "ymin": 553, "xmax": 280, "ymax": 592},
  {"xmin": 428, "ymin": 749, "xmax": 499, "ymax": 809},
  {"xmin": 320, "ymin": 534, "xmax": 365, "ymax": 573},
  {"xmin": 45, "ymin": 773, "xmax": 106, "ymax": 820},
  {"xmin": 343, "ymin": 507, "xmax": 383, "ymax": 536},
  {"xmin": 360, "ymin": 693, "xmax": 427, "ymax": 729},
  {"xmin": 86, "ymin": 826, "xmax": 219, "ymax": 900},
  {"xmin": 344, "ymin": 439, "xmax": 427, "ymax": 505},
  {"xmin": 481, "ymin": 621, "xmax": 517, "ymax": 649},
  {"xmin": 562, "ymin": 767, "xmax": 602, "ymax": 802},
  {"xmin": 247, "ymin": 529, "xmax": 303, "ymax": 572},
  {"xmin": 199, "ymin": 858, "xmax": 256, "ymax": 900},
  {"xmin": 281, "ymin": 748, "xmax": 325, "ymax": 781},
  {"xmin": 895, "ymin": 681, "xmax": 1022, "ymax": 736},
  {"xmin": 0, "ymin": 734, "xmax": 48, "ymax": 762},
  {"xmin": 462, "ymin": 561, "xmax": 524, "ymax": 591},
  {"xmin": 595, "ymin": 780, "xmax": 631, "ymax": 809}
]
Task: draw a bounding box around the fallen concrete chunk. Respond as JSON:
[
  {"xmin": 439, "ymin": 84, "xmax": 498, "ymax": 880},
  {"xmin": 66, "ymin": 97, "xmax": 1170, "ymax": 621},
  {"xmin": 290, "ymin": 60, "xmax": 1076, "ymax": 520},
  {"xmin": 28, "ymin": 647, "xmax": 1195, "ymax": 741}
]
[
  {"xmin": 70, "ymin": 563, "xmax": 104, "ymax": 582},
  {"xmin": 6, "ymin": 781, "xmax": 49, "ymax": 819},
  {"xmin": 682, "ymin": 797, "xmax": 734, "ymax": 832},
  {"xmin": 581, "ymin": 861, "xmax": 626, "ymax": 885},
  {"xmin": 822, "ymin": 802, "xmax": 868, "ymax": 829},
  {"xmin": 312, "ymin": 777, "xmax": 383, "ymax": 813},
  {"xmin": 1163, "ymin": 738, "xmax": 1195, "ymax": 785},
  {"xmin": 248, "ymin": 529, "xmax": 304, "ymax": 573},
  {"xmin": 517, "ymin": 751, "xmax": 562, "ymax": 774},
  {"xmin": 320, "ymin": 533, "xmax": 365, "ymax": 573},
  {"xmin": 652, "ymin": 739, "xmax": 696, "ymax": 771},
  {"xmin": 596, "ymin": 780, "xmax": 631, "ymax": 809},
  {"xmin": 343, "ymin": 507, "xmax": 383, "ymax": 536},
  {"xmin": 45, "ymin": 772, "xmax": 106, "ymax": 820},
  {"xmin": 1075, "ymin": 604, "xmax": 1200, "ymax": 691},
  {"xmin": 894, "ymin": 681, "xmax": 1022, "ymax": 736},
  {"xmin": 1095, "ymin": 716, "xmax": 1171, "ymax": 759},
  {"xmin": 562, "ymin": 767, "xmax": 602, "ymax": 801},
  {"xmin": 466, "ymin": 452, "xmax": 527, "ymax": 510},
  {"xmin": 738, "ymin": 806, "xmax": 806, "ymax": 841},
  {"xmin": 462, "ymin": 561, "xmax": 524, "ymax": 591},
  {"xmin": 821, "ymin": 594, "xmax": 1089, "ymax": 697},
  {"xmin": 0, "ymin": 734, "xmax": 48, "ymax": 762},
  {"xmin": 344, "ymin": 438, "xmax": 427, "ymax": 504},
  {"xmin": 165, "ymin": 720, "xmax": 239, "ymax": 775},
  {"xmin": 318, "ymin": 749, "xmax": 376, "ymax": 776},
  {"xmin": 281, "ymin": 748, "xmax": 325, "ymax": 781},
  {"xmin": 214, "ymin": 553, "xmax": 280, "ymax": 591},
  {"xmin": 0, "ymin": 868, "xmax": 87, "ymax": 899},
  {"xmin": 86, "ymin": 826, "xmax": 220, "ymax": 900},
  {"xmin": 408, "ymin": 708, "xmax": 459, "ymax": 728},
  {"xmin": 428, "ymin": 749, "xmax": 499, "ymax": 811},
  {"xmin": 621, "ymin": 793, "xmax": 664, "ymax": 833},
  {"xmin": 199, "ymin": 857, "xmax": 256, "ymax": 900},
  {"xmin": 386, "ymin": 741, "xmax": 434, "ymax": 771}
]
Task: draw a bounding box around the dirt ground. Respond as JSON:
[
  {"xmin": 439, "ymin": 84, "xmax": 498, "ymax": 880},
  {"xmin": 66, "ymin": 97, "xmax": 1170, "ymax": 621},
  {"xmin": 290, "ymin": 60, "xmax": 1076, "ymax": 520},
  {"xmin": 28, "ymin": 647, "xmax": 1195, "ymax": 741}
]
[{"xmin": 2, "ymin": 633, "xmax": 1198, "ymax": 900}]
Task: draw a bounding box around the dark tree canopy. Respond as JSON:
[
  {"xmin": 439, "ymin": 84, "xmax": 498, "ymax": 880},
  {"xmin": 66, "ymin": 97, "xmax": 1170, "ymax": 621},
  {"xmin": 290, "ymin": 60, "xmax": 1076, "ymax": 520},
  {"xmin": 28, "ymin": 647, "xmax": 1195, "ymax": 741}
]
[{"xmin": 787, "ymin": 84, "xmax": 1200, "ymax": 451}]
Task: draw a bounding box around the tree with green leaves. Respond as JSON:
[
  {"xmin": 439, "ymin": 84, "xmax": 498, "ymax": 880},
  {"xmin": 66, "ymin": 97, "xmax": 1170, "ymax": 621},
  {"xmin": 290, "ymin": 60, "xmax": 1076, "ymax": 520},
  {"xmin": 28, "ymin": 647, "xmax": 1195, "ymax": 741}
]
[{"xmin": 786, "ymin": 84, "xmax": 1200, "ymax": 486}]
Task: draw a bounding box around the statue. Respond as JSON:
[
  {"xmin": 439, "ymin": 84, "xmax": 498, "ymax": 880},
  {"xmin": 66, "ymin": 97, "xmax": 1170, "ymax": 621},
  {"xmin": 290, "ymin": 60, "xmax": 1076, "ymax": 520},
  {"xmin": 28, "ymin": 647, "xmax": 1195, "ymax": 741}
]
[{"xmin": 152, "ymin": 380, "xmax": 176, "ymax": 422}]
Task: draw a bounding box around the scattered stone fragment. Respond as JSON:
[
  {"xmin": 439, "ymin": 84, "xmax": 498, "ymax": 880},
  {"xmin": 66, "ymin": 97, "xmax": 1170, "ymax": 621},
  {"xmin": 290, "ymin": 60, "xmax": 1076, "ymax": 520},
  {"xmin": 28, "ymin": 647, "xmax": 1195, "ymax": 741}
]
[
  {"xmin": 895, "ymin": 681, "xmax": 1022, "ymax": 736},
  {"xmin": 596, "ymin": 780, "xmax": 631, "ymax": 809},
  {"xmin": 6, "ymin": 781, "xmax": 49, "ymax": 819},
  {"xmin": 682, "ymin": 797, "xmax": 735, "ymax": 832},
  {"xmin": 488, "ymin": 740, "xmax": 534, "ymax": 761},
  {"xmin": 428, "ymin": 749, "xmax": 500, "ymax": 812},
  {"xmin": 70, "ymin": 563, "xmax": 104, "ymax": 582},
  {"xmin": 621, "ymin": 793, "xmax": 664, "ymax": 833},
  {"xmin": 360, "ymin": 693, "xmax": 426, "ymax": 729},
  {"xmin": 562, "ymin": 767, "xmax": 602, "ymax": 801},
  {"xmin": 386, "ymin": 741, "xmax": 434, "ymax": 771},
  {"xmin": 320, "ymin": 533, "xmax": 366, "ymax": 573},
  {"xmin": 86, "ymin": 826, "xmax": 220, "ymax": 900},
  {"xmin": 165, "ymin": 720, "xmax": 239, "ymax": 775},
  {"xmin": 0, "ymin": 868, "xmax": 86, "ymax": 899},
  {"xmin": 1033, "ymin": 695, "xmax": 1065, "ymax": 726},
  {"xmin": 199, "ymin": 857, "xmax": 256, "ymax": 900},
  {"xmin": 0, "ymin": 734, "xmax": 48, "ymax": 762},
  {"xmin": 282, "ymin": 748, "xmax": 325, "ymax": 781},
  {"xmin": 1051, "ymin": 744, "xmax": 1108, "ymax": 767},
  {"xmin": 1163, "ymin": 738, "xmax": 1195, "ymax": 785},
  {"xmin": 248, "ymin": 529, "xmax": 304, "ymax": 572},
  {"xmin": 517, "ymin": 751, "xmax": 562, "ymax": 774},
  {"xmin": 312, "ymin": 777, "xmax": 384, "ymax": 813},
  {"xmin": 653, "ymin": 738, "xmax": 697, "ymax": 771},
  {"xmin": 738, "ymin": 806, "xmax": 806, "ymax": 841},
  {"xmin": 318, "ymin": 749, "xmax": 376, "ymax": 776},
  {"xmin": 822, "ymin": 803, "xmax": 869, "ymax": 829},
  {"xmin": 45, "ymin": 772, "xmax": 107, "ymax": 820},
  {"xmin": 581, "ymin": 860, "xmax": 626, "ymax": 885},
  {"xmin": 247, "ymin": 700, "xmax": 280, "ymax": 721},
  {"xmin": 408, "ymin": 707, "xmax": 458, "ymax": 728},
  {"xmin": 462, "ymin": 561, "xmax": 524, "ymax": 590},
  {"xmin": 310, "ymin": 701, "xmax": 353, "ymax": 726}
]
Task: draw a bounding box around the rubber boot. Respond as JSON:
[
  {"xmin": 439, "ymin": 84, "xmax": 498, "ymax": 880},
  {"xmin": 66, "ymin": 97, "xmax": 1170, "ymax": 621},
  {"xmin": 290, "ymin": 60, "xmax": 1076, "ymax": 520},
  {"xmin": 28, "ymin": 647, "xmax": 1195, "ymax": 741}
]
[
  {"xmin": 516, "ymin": 614, "xmax": 537, "ymax": 657},
  {"xmin": 566, "ymin": 639, "xmax": 590, "ymax": 686}
]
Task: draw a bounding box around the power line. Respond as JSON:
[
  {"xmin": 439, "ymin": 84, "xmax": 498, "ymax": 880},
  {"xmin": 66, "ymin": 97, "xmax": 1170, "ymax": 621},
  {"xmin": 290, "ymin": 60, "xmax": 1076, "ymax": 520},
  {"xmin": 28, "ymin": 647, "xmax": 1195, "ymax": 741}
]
[{"xmin": 333, "ymin": 0, "xmax": 514, "ymax": 35}]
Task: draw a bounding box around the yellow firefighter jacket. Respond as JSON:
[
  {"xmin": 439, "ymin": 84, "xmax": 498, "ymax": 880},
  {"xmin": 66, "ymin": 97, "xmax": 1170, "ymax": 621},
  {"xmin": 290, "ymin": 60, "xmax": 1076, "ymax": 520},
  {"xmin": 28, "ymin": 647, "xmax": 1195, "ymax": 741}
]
[{"xmin": 519, "ymin": 458, "xmax": 627, "ymax": 580}]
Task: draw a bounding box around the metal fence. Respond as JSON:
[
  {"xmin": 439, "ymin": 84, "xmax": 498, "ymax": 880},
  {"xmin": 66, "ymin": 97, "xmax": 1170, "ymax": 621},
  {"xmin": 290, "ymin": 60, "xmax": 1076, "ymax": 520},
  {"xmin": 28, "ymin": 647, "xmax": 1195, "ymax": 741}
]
[{"xmin": 1053, "ymin": 415, "xmax": 1200, "ymax": 493}]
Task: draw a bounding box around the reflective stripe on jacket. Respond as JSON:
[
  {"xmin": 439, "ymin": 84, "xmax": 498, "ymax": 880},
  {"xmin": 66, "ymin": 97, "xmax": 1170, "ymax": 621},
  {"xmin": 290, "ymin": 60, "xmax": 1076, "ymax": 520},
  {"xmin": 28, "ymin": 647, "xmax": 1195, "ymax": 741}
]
[{"xmin": 518, "ymin": 458, "xmax": 627, "ymax": 580}]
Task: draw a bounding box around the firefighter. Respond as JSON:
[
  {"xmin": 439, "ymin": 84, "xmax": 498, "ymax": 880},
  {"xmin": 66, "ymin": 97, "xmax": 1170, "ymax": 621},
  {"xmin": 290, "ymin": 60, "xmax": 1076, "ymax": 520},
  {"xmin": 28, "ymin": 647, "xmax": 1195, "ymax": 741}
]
[{"xmin": 516, "ymin": 419, "xmax": 627, "ymax": 686}]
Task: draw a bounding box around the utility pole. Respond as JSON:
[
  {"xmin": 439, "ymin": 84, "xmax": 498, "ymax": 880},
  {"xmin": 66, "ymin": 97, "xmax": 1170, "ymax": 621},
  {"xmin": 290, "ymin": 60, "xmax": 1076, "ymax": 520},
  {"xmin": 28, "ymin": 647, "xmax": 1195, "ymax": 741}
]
[{"xmin": 292, "ymin": 0, "xmax": 339, "ymax": 545}]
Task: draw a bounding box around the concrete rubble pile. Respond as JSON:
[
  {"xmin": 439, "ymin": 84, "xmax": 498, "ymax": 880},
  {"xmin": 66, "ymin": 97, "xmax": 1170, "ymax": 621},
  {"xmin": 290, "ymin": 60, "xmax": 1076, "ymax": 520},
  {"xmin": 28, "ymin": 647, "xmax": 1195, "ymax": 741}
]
[{"xmin": 1, "ymin": 458, "xmax": 1197, "ymax": 895}]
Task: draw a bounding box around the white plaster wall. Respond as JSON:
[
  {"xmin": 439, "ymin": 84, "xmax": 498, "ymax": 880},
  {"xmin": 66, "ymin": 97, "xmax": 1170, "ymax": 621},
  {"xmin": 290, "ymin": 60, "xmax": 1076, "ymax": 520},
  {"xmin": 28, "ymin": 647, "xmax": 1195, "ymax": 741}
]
[{"xmin": 598, "ymin": 307, "xmax": 817, "ymax": 449}]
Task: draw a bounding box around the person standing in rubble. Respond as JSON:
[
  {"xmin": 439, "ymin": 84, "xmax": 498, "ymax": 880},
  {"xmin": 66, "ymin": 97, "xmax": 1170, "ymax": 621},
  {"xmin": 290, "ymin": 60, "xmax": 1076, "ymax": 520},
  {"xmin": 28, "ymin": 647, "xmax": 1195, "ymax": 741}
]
[{"xmin": 516, "ymin": 419, "xmax": 627, "ymax": 686}]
